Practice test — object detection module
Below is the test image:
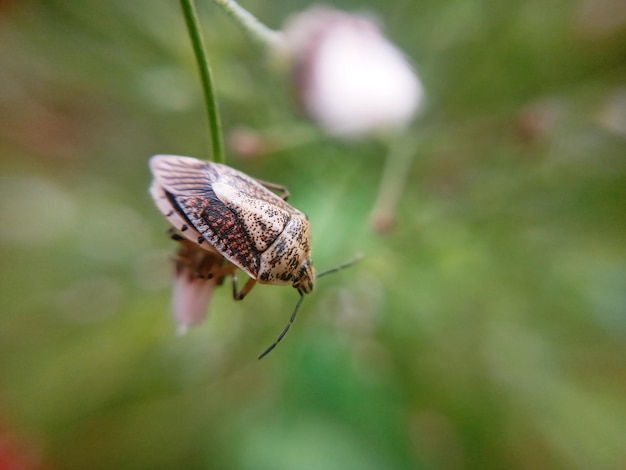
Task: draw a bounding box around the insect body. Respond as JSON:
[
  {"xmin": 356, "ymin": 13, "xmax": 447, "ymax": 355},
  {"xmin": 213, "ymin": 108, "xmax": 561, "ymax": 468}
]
[
  {"xmin": 150, "ymin": 155, "xmax": 315, "ymax": 293},
  {"xmin": 150, "ymin": 154, "xmax": 316, "ymax": 357}
]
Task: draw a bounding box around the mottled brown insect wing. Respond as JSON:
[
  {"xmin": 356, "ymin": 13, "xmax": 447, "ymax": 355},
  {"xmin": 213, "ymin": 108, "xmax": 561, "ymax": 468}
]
[
  {"xmin": 175, "ymin": 193, "xmax": 260, "ymax": 277},
  {"xmin": 151, "ymin": 155, "xmax": 261, "ymax": 277},
  {"xmin": 149, "ymin": 177, "xmax": 214, "ymax": 250},
  {"xmin": 150, "ymin": 155, "xmax": 218, "ymax": 196},
  {"xmin": 212, "ymin": 181, "xmax": 291, "ymax": 252},
  {"xmin": 150, "ymin": 155, "xmax": 294, "ymax": 280}
]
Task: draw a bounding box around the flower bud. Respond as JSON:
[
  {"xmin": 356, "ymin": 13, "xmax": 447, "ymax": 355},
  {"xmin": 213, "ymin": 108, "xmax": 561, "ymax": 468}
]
[
  {"xmin": 171, "ymin": 242, "xmax": 228, "ymax": 335},
  {"xmin": 281, "ymin": 6, "xmax": 423, "ymax": 139},
  {"xmin": 172, "ymin": 267, "xmax": 217, "ymax": 335}
]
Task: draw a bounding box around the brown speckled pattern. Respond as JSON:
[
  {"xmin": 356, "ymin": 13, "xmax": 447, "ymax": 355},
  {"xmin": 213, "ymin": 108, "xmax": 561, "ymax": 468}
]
[
  {"xmin": 176, "ymin": 194, "xmax": 261, "ymax": 277},
  {"xmin": 149, "ymin": 155, "xmax": 316, "ymax": 292}
]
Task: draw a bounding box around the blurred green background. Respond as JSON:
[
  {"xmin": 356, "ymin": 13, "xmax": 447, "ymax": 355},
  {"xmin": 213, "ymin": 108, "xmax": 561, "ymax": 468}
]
[{"xmin": 1, "ymin": 0, "xmax": 625, "ymax": 469}]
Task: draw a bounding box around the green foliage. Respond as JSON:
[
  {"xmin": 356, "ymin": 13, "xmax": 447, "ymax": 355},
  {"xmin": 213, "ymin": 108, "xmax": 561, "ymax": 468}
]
[{"xmin": 0, "ymin": 0, "xmax": 625, "ymax": 469}]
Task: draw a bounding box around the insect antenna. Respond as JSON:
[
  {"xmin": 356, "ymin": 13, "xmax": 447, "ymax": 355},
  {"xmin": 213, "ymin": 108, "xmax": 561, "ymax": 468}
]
[
  {"xmin": 258, "ymin": 289, "xmax": 305, "ymax": 359},
  {"xmin": 257, "ymin": 254, "xmax": 363, "ymax": 359},
  {"xmin": 317, "ymin": 252, "xmax": 364, "ymax": 278}
]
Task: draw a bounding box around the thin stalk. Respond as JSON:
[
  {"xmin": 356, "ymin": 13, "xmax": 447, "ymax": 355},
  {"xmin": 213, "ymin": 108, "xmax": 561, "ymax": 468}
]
[
  {"xmin": 369, "ymin": 138, "xmax": 416, "ymax": 233},
  {"xmin": 209, "ymin": 0, "xmax": 282, "ymax": 47},
  {"xmin": 180, "ymin": 0, "xmax": 225, "ymax": 163}
]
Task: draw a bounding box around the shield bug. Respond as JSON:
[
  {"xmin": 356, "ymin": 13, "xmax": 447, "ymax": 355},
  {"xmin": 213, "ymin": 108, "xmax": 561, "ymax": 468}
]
[{"xmin": 150, "ymin": 154, "xmax": 319, "ymax": 358}]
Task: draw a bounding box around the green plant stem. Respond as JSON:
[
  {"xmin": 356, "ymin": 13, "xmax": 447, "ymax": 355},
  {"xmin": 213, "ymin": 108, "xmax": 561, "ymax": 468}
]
[
  {"xmin": 180, "ymin": 0, "xmax": 225, "ymax": 163},
  {"xmin": 369, "ymin": 138, "xmax": 416, "ymax": 232},
  {"xmin": 209, "ymin": 0, "xmax": 282, "ymax": 47}
]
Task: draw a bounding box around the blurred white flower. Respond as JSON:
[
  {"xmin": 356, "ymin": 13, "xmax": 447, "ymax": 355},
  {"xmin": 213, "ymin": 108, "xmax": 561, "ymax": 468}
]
[{"xmin": 280, "ymin": 6, "xmax": 424, "ymax": 139}]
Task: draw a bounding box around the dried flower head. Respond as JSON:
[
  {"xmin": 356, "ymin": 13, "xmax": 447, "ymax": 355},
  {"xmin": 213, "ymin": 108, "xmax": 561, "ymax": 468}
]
[{"xmin": 170, "ymin": 239, "xmax": 234, "ymax": 335}]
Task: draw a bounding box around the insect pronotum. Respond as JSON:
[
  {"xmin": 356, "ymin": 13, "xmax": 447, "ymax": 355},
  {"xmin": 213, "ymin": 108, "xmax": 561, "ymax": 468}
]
[{"xmin": 150, "ymin": 154, "xmax": 357, "ymax": 358}]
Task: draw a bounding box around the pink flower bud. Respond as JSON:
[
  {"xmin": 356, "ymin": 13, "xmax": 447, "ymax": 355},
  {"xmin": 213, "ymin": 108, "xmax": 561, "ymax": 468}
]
[
  {"xmin": 171, "ymin": 242, "xmax": 232, "ymax": 335},
  {"xmin": 172, "ymin": 264, "xmax": 219, "ymax": 335},
  {"xmin": 281, "ymin": 6, "xmax": 424, "ymax": 139}
]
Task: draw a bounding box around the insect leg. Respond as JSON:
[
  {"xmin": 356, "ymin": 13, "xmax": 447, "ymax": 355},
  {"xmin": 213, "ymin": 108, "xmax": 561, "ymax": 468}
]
[
  {"xmin": 256, "ymin": 179, "xmax": 290, "ymax": 201},
  {"xmin": 230, "ymin": 273, "xmax": 257, "ymax": 300}
]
